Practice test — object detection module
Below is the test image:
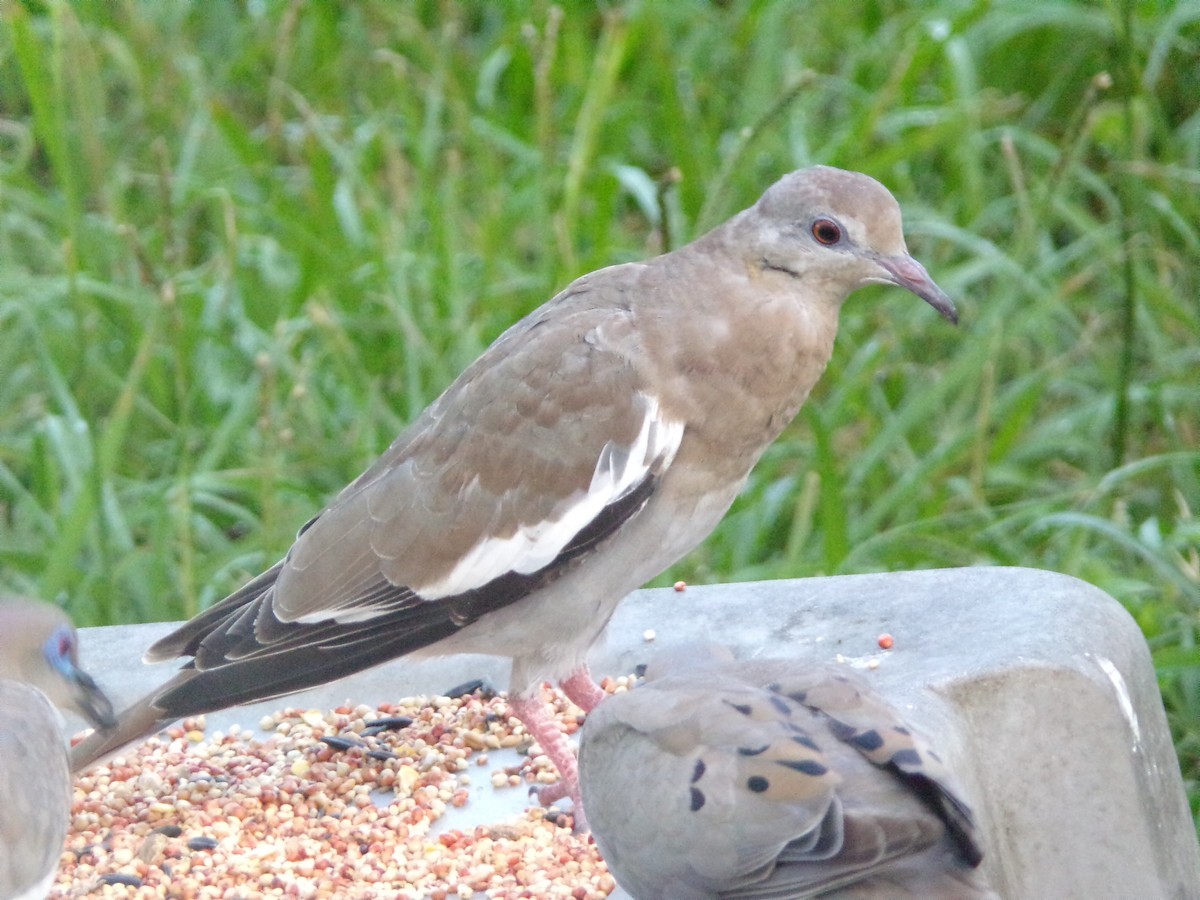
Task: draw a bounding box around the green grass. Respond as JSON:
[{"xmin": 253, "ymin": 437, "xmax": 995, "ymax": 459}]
[{"xmin": 1, "ymin": 0, "xmax": 1197, "ymax": 820}]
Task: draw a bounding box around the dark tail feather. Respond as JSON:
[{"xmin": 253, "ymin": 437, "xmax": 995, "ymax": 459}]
[{"xmin": 70, "ymin": 689, "xmax": 175, "ymax": 773}]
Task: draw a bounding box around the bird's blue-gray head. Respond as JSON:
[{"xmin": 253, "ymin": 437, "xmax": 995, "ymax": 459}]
[{"xmin": 0, "ymin": 597, "xmax": 117, "ymax": 730}]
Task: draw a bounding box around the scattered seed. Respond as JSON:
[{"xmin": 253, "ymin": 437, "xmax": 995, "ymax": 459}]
[
  {"xmin": 319, "ymin": 735, "xmax": 364, "ymax": 752},
  {"xmin": 442, "ymin": 677, "xmax": 496, "ymax": 699},
  {"xmin": 98, "ymin": 873, "xmax": 143, "ymax": 887},
  {"xmin": 64, "ymin": 683, "xmax": 621, "ymax": 899},
  {"xmin": 361, "ymin": 715, "xmax": 416, "ymax": 736}
]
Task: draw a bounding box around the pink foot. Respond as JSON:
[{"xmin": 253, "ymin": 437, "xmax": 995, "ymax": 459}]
[
  {"xmin": 558, "ymin": 664, "xmax": 606, "ymax": 713},
  {"xmin": 508, "ymin": 692, "xmax": 589, "ymax": 831},
  {"xmin": 533, "ymin": 779, "xmax": 571, "ymax": 806}
]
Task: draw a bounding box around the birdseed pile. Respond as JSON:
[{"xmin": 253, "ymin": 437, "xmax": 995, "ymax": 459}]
[{"xmin": 59, "ymin": 680, "xmax": 633, "ymax": 899}]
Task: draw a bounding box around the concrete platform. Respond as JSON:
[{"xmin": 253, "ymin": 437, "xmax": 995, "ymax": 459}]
[{"xmin": 73, "ymin": 567, "xmax": 1200, "ymax": 899}]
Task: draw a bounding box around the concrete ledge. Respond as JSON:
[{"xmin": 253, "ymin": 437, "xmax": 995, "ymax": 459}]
[{"xmin": 76, "ymin": 567, "xmax": 1200, "ymax": 899}]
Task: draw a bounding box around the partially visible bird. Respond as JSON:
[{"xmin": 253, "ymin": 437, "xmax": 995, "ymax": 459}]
[
  {"xmin": 69, "ymin": 167, "xmax": 957, "ymax": 825},
  {"xmin": 0, "ymin": 597, "xmax": 116, "ymax": 900},
  {"xmin": 579, "ymin": 645, "xmax": 998, "ymax": 899}
]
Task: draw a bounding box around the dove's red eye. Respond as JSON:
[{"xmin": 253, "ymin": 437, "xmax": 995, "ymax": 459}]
[{"xmin": 811, "ymin": 218, "xmax": 842, "ymax": 245}]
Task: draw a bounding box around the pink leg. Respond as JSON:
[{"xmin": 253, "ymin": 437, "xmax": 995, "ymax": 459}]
[
  {"xmin": 508, "ymin": 693, "xmax": 588, "ymax": 831},
  {"xmin": 558, "ymin": 664, "xmax": 606, "ymax": 713}
]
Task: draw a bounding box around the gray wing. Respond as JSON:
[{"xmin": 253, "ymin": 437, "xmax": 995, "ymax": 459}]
[
  {"xmin": 580, "ymin": 653, "xmax": 996, "ymax": 899},
  {"xmin": 141, "ymin": 266, "xmax": 684, "ymax": 715}
]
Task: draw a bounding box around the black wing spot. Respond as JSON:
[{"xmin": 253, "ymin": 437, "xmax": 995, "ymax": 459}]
[
  {"xmin": 768, "ymin": 695, "xmax": 792, "ymax": 716},
  {"xmin": 691, "ymin": 759, "xmax": 706, "ymax": 783},
  {"xmin": 890, "ymin": 747, "xmax": 922, "ymax": 767},
  {"xmin": 725, "ymin": 701, "xmax": 754, "ymax": 717},
  {"xmin": 747, "ymin": 775, "xmax": 770, "ymax": 793},
  {"xmin": 738, "ymin": 744, "xmax": 770, "ymax": 757},
  {"xmin": 824, "ymin": 718, "xmax": 855, "ymax": 741},
  {"xmin": 791, "ymin": 733, "xmax": 820, "ymax": 751},
  {"xmin": 779, "ymin": 758, "xmax": 828, "ymax": 777},
  {"xmin": 850, "ymin": 729, "xmax": 884, "ymax": 752},
  {"xmin": 690, "ymin": 786, "xmax": 706, "ymax": 811}
]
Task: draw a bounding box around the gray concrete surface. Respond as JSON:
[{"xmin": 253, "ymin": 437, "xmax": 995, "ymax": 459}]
[{"xmin": 73, "ymin": 567, "xmax": 1200, "ymax": 899}]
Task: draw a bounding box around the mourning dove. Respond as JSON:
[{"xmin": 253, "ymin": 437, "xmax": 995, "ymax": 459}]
[
  {"xmin": 0, "ymin": 597, "xmax": 116, "ymax": 899},
  {"xmin": 70, "ymin": 167, "xmax": 956, "ymax": 823},
  {"xmin": 579, "ymin": 646, "xmax": 998, "ymax": 899}
]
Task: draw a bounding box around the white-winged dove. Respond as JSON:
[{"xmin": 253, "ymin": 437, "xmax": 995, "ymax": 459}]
[
  {"xmin": 69, "ymin": 167, "xmax": 956, "ymax": 824},
  {"xmin": 0, "ymin": 597, "xmax": 116, "ymax": 900},
  {"xmin": 579, "ymin": 645, "xmax": 998, "ymax": 899}
]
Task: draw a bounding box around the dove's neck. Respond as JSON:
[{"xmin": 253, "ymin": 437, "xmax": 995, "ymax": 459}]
[{"xmin": 634, "ymin": 230, "xmax": 842, "ymax": 478}]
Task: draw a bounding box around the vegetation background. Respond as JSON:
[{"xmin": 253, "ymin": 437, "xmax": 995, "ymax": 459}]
[{"xmin": 0, "ymin": 0, "xmax": 1196, "ymax": 823}]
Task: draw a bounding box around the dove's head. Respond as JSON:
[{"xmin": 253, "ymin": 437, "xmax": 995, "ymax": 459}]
[
  {"xmin": 0, "ymin": 597, "xmax": 117, "ymax": 731},
  {"xmin": 745, "ymin": 165, "xmax": 957, "ymax": 323}
]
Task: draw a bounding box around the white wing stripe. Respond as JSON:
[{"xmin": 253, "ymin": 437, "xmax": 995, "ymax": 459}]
[{"xmin": 413, "ymin": 394, "xmax": 683, "ymax": 600}]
